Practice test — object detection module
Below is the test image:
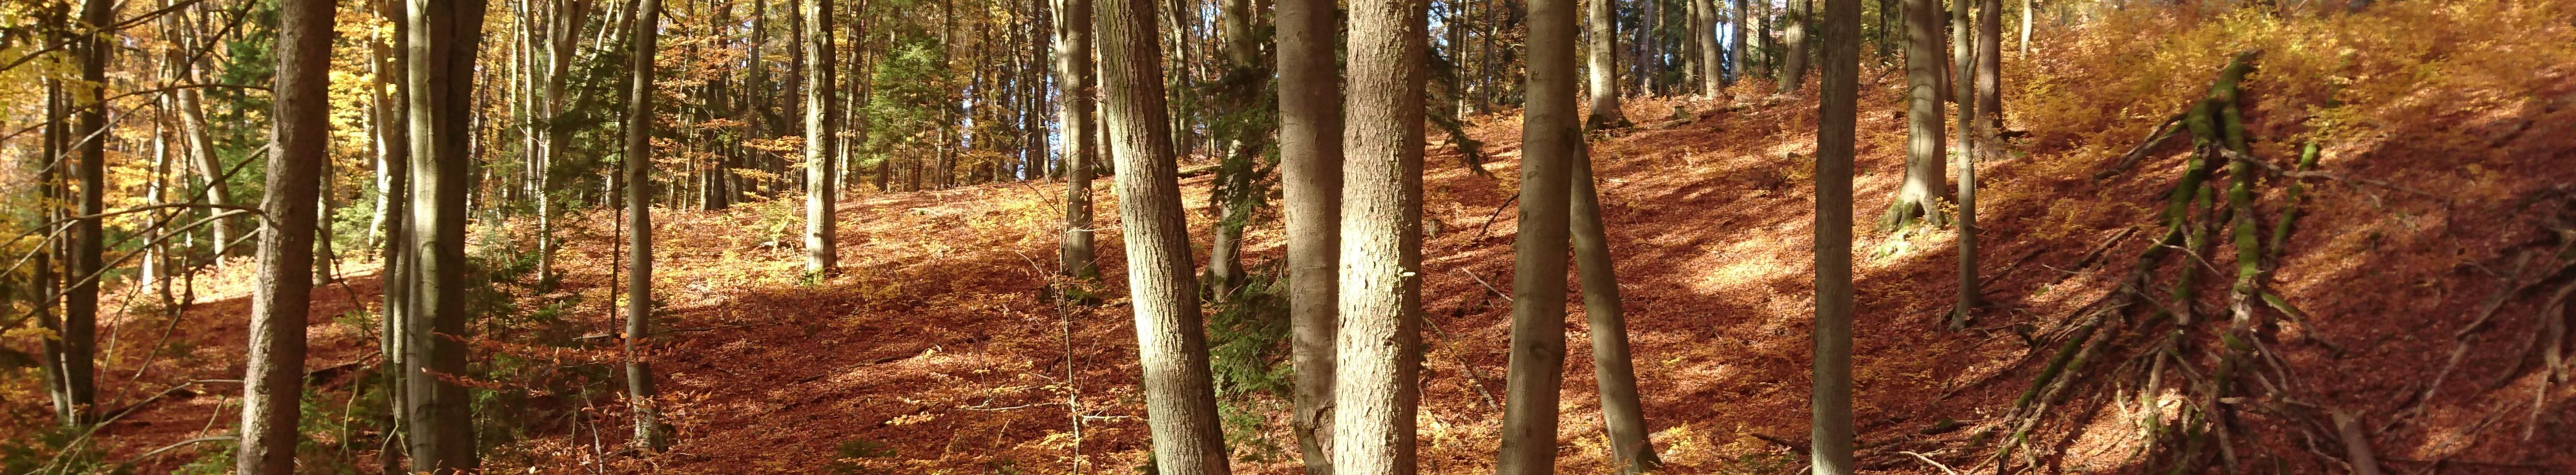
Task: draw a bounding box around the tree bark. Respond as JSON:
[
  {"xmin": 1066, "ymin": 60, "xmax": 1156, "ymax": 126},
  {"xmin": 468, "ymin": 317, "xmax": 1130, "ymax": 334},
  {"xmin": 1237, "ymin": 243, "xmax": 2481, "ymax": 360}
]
[
  {"xmin": 1780, "ymin": 0, "xmax": 1811, "ymax": 93},
  {"xmin": 1573, "ymin": 152, "xmax": 1653, "ymax": 473},
  {"xmin": 1812, "ymin": 0, "xmax": 1861, "ymax": 469},
  {"xmin": 1880, "ymin": 0, "xmax": 1946, "ymax": 232},
  {"xmin": 1974, "ymin": 0, "xmax": 2001, "ymax": 144},
  {"xmin": 34, "ymin": 12, "xmax": 72, "ymax": 427},
  {"xmin": 371, "ymin": 0, "xmax": 413, "ymax": 469},
  {"xmin": 1584, "ymin": 0, "xmax": 1626, "ymax": 129},
  {"xmin": 622, "ymin": 0, "xmax": 669, "ymax": 451},
  {"xmin": 804, "ymin": 0, "xmax": 838, "ymax": 273},
  {"xmin": 1496, "ymin": 0, "xmax": 1574, "ymax": 469},
  {"xmin": 1097, "ymin": 0, "xmax": 1234, "ymax": 470},
  {"xmin": 402, "ymin": 0, "xmax": 489, "ymax": 469},
  {"xmin": 1205, "ymin": 0, "xmax": 1269, "ymax": 301},
  {"xmin": 1053, "ymin": 0, "xmax": 1099, "ymax": 279},
  {"xmin": 1694, "ymin": 0, "xmax": 1724, "ymax": 96},
  {"xmin": 63, "ymin": 0, "xmax": 114, "ymax": 427},
  {"xmin": 1333, "ymin": 0, "xmax": 1428, "ymax": 472},
  {"xmin": 1634, "ymin": 0, "xmax": 1659, "ymax": 94},
  {"xmin": 236, "ymin": 0, "xmax": 336, "ymax": 470},
  {"xmin": 1729, "ymin": 0, "xmax": 1747, "ymax": 86},
  {"xmin": 1278, "ymin": 0, "xmax": 1344, "ymax": 468}
]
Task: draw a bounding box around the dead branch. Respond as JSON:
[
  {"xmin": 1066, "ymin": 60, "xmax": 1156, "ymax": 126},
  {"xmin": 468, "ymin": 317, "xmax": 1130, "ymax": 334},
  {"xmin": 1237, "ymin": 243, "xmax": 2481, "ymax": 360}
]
[
  {"xmin": 2331, "ymin": 410, "xmax": 2386, "ymax": 475},
  {"xmin": 2095, "ymin": 114, "xmax": 2188, "ymax": 181}
]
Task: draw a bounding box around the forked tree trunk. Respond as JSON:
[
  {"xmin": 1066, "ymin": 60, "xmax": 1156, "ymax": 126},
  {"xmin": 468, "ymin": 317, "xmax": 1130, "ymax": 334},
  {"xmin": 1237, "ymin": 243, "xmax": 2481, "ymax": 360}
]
[
  {"xmin": 1053, "ymin": 0, "xmax": 1099, "ymax": 279},
  {"xmin": 236, "ymin": 0, "xmax": 336, "ymax": 470},
  {"xmin": 1334, "ymin": 0, "xmax": 1428, "ymax": 473},
  {"xmin": 1583, "ymin": 0, "xmax": 1626, "ymax": 129},
  {"xmin": 1096, "ymin": 0, "xmax": 1233, "ymax": 471},
  {"xmin": 1495, "ymin": 0, "xmax": 1575, "ymax": 469},
  {"xmin": 1278, "ymin": 0, "xmax": 1344, "ymax": 468},
  {"xmin": 1812, "ymin": 0, "xmax": 1862, "ymax": 470}
]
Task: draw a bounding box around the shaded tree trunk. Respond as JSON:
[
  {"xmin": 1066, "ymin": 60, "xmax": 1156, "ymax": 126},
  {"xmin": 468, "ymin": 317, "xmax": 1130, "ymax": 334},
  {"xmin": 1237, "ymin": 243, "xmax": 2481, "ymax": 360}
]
[
  {"xmin": 236, "ymin": 0, "xmax": 337, "ymax": 469},
  {"xmin": 1497, "ymin": 0, "xmax": 1574, "ymax": 468},
  {"xmin": 623, "ymin": 0, "xmax": 669, "ymax": 451},
  {"xmin": 1333, "ymin": 0, "xmax": 1428, "ymax": 472},
  {"xmin": 400, "ymin": 0, "xmax": 490, "ymax": 469},
  {"xmin": 61, "ymin": 0, "xmax": 114, "ymax": 427},
  {"xmin": 1694, "ymin": 0, "xmax": 1724, "ymax": 95},
  {"xmin": 1097, "ymin": 0, "xmax": 1234, "ymax": 470},
  {"xmin": 1811, "ymin": 0, "xmax": 1861, "ymax": 469},
  {"xmin": 1278, "ymin": 0, "xmax": 1344, "ymax": 468},
  {"xmin": 1573, "ymin": 151, "xmax": 1653, "ymax": 473},
  {"xmin": 1584, "ymin": 0, "xmax": 1626, "ymax": 129},
  {"xmin": 1205, "ymin": 0, "xmax": 1269, "ymax": 301},
  {"xmin": 1729, "ymin": 0, "xmax": 1747, "ymax": 85}
]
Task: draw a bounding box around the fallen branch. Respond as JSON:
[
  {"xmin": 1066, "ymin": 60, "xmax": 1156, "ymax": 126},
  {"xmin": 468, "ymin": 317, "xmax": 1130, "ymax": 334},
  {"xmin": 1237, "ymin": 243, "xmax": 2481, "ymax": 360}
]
[
  {"xmin": 1898, "ymin": 450, "xmax": 1963, "ymax": 475},
  {"xmin": 2095, "ymin": 114, "xmax": 2188, "ymax": 181},
  {"xmin": 2330, "ymin": 410, "xmax": 2385, "ymax": 475}
]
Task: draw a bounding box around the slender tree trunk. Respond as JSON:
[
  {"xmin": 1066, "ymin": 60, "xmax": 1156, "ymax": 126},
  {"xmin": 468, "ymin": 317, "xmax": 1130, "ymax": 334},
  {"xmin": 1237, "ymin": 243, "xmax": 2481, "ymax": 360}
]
[
  {"xmin": 1497, "ymin": 0, "xmax": 1574, "ymax": 468},
  {"xmin": 2017, "ymin": 0, "xmax": 2028, "ymax": 54},
  {"xmin": 1729, "ymin": 0, "xmax": 1747, "ymax": 85},
  {"xmin": 34, "ymin": 24, "xmax": 72, "ymax": 427},
  {"xmin": 178, "ymin": 80, "xmax": 241, "ymax": 255},
  {"xmin": 1205, "ymin": 0, "xmax": 1267, "ymax": 301},
  {"xmin": 236, "ymin": 0, "xmax": 336, "ymax": 469},
  {"xmin": 1812, "ymin": 0, "xmax": 1860, "ymax": 469},
  {"xmin": 1956, "ymin": 0, "xmax": 1996, "ymax": 325},
  {"xmin": 62, "ymin": 0, "xmax": 113, "ymax": 427},
  {"xmin": 1584, "ymin": 0, "xmax": 1626, "ymax": 129},
  {"xmin": 1571, "ymin": 150, "xmax": 1654, "ymax": 474},
  {"xmin": 804, "ymin": 0, "xmax": 839, "ymax": 273},
  {"xmin": 372, "ymin": 0, "xmax": 413, "ymax": 468},
  {"xmin": 1278, "ymin": 0, "xmax": 1343, "ymax": 469},
  {"xmin": 402, "ymin": 0, "xmax": 490, "ymax": 468},
  {"xmin": 1694, "ymin": 0, "xmax": 1723, "ymax": 95},
  {"xmin": 622, "ymin": 0, "xmax": 669, "ymax": 451},
  {"xmin": 1054, "ymin": 0, "xmax": 1099, "ymax": 278},
  {"xmin": 1334, "ymin": 0, "xmax": 1428, "ymax": 472},
  {"xmin": 1974, "ymin": 0, "xmax": 2001, "ymax": 142},
  {"xmin": 1634, "ymin": 0, "xmax": 1659, "ymax": 95},
  {"xmin": 1097, "ymin": 0, "xmax": 1234, "ymax": 470},
  {"xmin": 1780, "ymin": 0, "xmax": 1811, "ymax": 92}
]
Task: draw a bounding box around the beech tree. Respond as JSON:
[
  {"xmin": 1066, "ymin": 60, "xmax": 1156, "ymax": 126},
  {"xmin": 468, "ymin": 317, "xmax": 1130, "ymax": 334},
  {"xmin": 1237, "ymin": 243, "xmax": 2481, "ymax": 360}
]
[
  {"xmin": 1496, "ymin": 0, "xmax": 1575, "ymax": 467},
  {"xmin": 624, "ymin": 0, "xmax": 670, "ymax": 450},
  {"xmin": 1584, "ymin": 0, "xmax": 1626, "ymax": 129},
  {"xmin": 402, "ymin": 0, "xmax": 490, "ymax": 469},
  {"xmin": 1053, "ymin": 0, "xmax": 1099, "ymax": 279},
  {"xmin": 1813, "ymin": 0, "xmax": 1862, "ymax": 470},
  {"xmin": 805, "ymin": 0, "xmax": 840, "ymax": 273},
  {"xmin": 1096, "ymin": 0, "xmax": 1233, "ymax": 470},
  {"xmin": 59, "ymin": 0, "xmax": 112, "ymax": 427},
  {"xmin": 234, "ymin": 0, "xmax": 337, "ymax": 470},
  {"xmin": 1781, "ymin": 0, "xmax": 1812, "ymax": 92},
  {"xmin": 1278, "ymin": 0, "xmax": 1345, "ymax": 468}
]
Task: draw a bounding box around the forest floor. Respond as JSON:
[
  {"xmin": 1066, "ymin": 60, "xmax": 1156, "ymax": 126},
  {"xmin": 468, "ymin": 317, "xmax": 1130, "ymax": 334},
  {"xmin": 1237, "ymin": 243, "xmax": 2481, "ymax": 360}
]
[{"xmin": 14, "ymin": 2, "xmax": 2576, "ymax": 473}]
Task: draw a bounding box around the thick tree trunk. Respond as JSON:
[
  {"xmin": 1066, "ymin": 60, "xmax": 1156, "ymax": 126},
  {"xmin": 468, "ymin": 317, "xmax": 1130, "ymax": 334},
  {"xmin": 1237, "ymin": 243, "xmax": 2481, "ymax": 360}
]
[
  {"xmin": 1053, "ymin": 0, "xmax": 1098, "ymax": 279},
  {"xmin": 1780, "ymin": 0, "xmax": 1811, "ymax": 92},
  {"xmin": 236, "ymin": 0, "xmax": 336, "ymax": 469},
  {"xmin": 1583, "ymin": 0, "xmax": 1626, "ymax": 129},
  {"xmin": 401, "ymin": 0, "xmax": 489, "ymax": 469},
  {"xmin": 804, "ymin": 0, "xmax": 838, "ymax": 273},
  {"xmin": 1097, "ymin": 0, "xmax": 1234, "ymax": 470},
  {"xmin": 623, "ymin": 0, "xmax": 669, "ymax": 451},
  {"xmin": 1573, "ymin": 152, "xmax": 1654, "ymax": 473},
  {"xmin": 1695, "ymin": 0, "xmax": 1724, "ymax": 95},
  {"xmin": 1812, "ymin": 0, "xmax": 1860, "ymax": 469},
  {"xmin": 1495, "ymin": 0, "xmax": 1574, "ymax": 469},
  {"xmin": 1881, "ymin": 0, "xmax": 1946, "ymax": 232},
  {"xmin": 1334, "ymin": 0, "xmax": 1428, "ymax": 472},
  {"xmin": 1278, "ymin": 0, "xmax": 1343, "ymax": 468},
  {"xmin": 62, "ymin": 0, "xmax": 113, "ymax": 427}
]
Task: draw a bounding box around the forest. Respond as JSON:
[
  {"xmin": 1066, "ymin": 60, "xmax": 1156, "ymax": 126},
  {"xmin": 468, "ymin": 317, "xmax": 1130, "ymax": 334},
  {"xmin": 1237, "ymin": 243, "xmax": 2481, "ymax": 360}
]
[{"xmin": 1, "ymin": 0, "xmax": 2571, "ymax": 471}]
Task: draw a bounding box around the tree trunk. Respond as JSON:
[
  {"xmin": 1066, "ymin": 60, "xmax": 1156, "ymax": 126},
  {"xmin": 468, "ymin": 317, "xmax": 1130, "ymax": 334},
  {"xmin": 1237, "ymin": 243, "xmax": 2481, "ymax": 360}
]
[
  {"xmin": 371, "ymin": 0, "xmax": 413, "ymax": 469},
  {"xmin": 804, "ymin": 0, "xmax": 839, "ymax": 273},
  {"xmin": 1205, "ymin": 0, "xmax": 1268, "ymax": 301},
  {"xmin": 1334, "ymin": 0, "xmax": 1428, "ymax": 472},
  {"xmin": 1880, "ymin": 0, "xmax": 1946, "ymax": 232},
  {"xmin": 1097, "ymin": 0, "xmax": 1234, "ymax": 470},
  {"xmin": 1956, "ymin": 0, "xmax": 1997, "ymax": 326},
  {"xmin": 401, "ymin": 0, "xmax": 489, "ymax": 468},
  {"xmin": 1694, "ymin": 0, "xmax": 1724, "ymax": 95},
  {"xmin": 1497, "ymin": 0, "xmax": 1574, "ymax": 469},
  {"xmin": 1053, "ymin": 0, "xmax": 1099, "ymax": 278},
  {"xmin": 1584, "ymin": 0, "xmax": 1626, "ymax": 129},
  {"xmin": 1812, "ymin": 0, "xmax": 1861, "ymax": 469},
  {"xmin": 236, "ymin": 0, "xmax": 336, "ymax": 469},
  {"xmin": 1572, "ymin": 150, "xmax": 1654, "ymax": 474},
  {"xmin": 623, "ymin": 0, "xmax": 669, "ymax": 451},
  {"xmin": 1780, "ymin": 0, "xmax": 1810, "ymax": 92},
  {"xmin": 1974, "ymin": 0, "xmax": 2002, "ymax": 145},
  {"xmin": 34, "ymin": 23, "xmax": 72, "ymax": 427},
  {"xmin": 1634, "ymin": 0, "xmax": 1659, "ymax": 95},
  {"xmin": 1729, "ymin": 0, "xmax": 1747, "ymax": 86},
  {"xmin": 1278, "ymin": 0, "xmax": 1343, "ymax": 469},
  {"xmin": 63, "ymin": 0, "xmax": 113, "ymax": 427}
]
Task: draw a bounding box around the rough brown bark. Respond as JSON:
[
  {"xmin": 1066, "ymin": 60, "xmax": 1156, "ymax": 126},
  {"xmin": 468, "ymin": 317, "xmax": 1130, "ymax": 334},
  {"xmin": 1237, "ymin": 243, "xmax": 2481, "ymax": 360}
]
[
  {"xmin": 1096, "ymin": 0, "xmax": 1234, "ymax": 470},
  {"xmin": 1334, "ymin": 0, "xmax": 1429, "ymax": 472},
  {"xmin": 1813, "ymin": 0, "xmax": 1861, "ymax": 469},
  {"xmin": 1278, "ymin": 0, "xmax": 1344, "ymax": 468},
  {"xmin": 236, "ymin": 0, "xmax": 336, "ymax": 470}
]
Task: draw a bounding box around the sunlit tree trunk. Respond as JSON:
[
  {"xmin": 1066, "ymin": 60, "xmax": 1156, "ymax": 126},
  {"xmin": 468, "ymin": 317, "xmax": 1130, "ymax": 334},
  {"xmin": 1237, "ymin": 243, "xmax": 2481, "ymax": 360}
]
[
  {"xmin": 1497, "ymin": 0, "xmax": 1574, "ymax": 468},
  {"xmin": 804, "ymin": 0, "xmax": 839, "ymax": 273},
  {"xmin": 1812, "ymin": 0, "xmax": 1861, "ymax": 469},
  {"xmin": 1880, "ymin": 0, "xmax": 1946, "ymax": 231},
  {"xmin": 1729, "ymin": 0, "xmax": 1747, "ymax": 85},
  {"xmin": 370, "ymin": 0, "xmax": 413, "ymax": 469},
  {"xmin": 1584, "ymin": 0, "xmax": 1626, "ymax": 128},
  {"xmin": 1573, "ymin": 150, "xmax": 1655, "ymax": 474},
  {"xmin": 236, "ymin": 0, "xmax": 336, "ymax": 469},
  {"xmin": 1695, "ymin": 0, "xmax": 1724, "ymax": 95},
  {"xmin": 1098, "ymin": 0, "xmax": 1234, "ymax": 470},
  {"xmin": 1052, "ymin": 0, "xmax": 1099, "ymax": 278},
  {"xmin": 1278, "ymin": 0, "xmax": 1343, "ymax": 468},
  {"xmin": 1780, "ymin": 0, "xmax": 1811, "ymax": 92},
  {"xmin": 401, "ymin": 0, "xmax": 490, "ymax": 468},
  {"xmin": 1334, "ymin": 0, "xmax": 1428, "ymax": 472},
  {"xmin": 1205, "ymin": 0, "xmax": 1267, "ymax": 301}
]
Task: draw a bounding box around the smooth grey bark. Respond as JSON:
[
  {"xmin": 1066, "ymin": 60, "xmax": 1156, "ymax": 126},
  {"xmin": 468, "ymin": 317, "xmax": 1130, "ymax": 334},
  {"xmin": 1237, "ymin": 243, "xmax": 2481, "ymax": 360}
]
[
  {"xmin": 371, "ymin": 0, "xmax": 413, "ymax": 469},
  {"xmin": 62, "ymin": 0, "xmax": 112, "ymax": 427},
  {"xmin": 1097, "ymin": 0, "xmax": 1234, "ymax": 470},
  {"xmin": 1957, "ymin": 0, "xmax": 1997, "ymax": 326},
  {"xmin": 401, "ymin": 0, "xmax": 488, "ymax": 469},
  {"xmin": 1495, "ymin": 0, "xmax": 1574, "ymax": 469},
  {"xmin": 1695, "ymin": 0, "xmax": 1725, "ymax": 94},
  {"xmin": 1052, "ymin": 0, "xmax": 1099, "ymax": 279},
  {"xmin": 804, "ymin": 0, "xmax": 838, "ymax": 273},
  {"xmin": 177, "ymin": 76, "xmax": 242, "ymax": 255},
  {"xmin": 1573, "ymin": 153, "xmax": 1653, "ymax": 473},
  {"xmin": 236, "ymin": 0, "xmax": 336, "ymax": 470},
  {"xmin": 1633, "ymin": 0, "xmax": 1658, "ymax": 94},
  {"xmin": 1780, "ymin": 0, "xmax": 1811, "ymax": 92},
  {"xmin": 1278, "ymin": 0, "xmax": 1344, "ymax": 468},
  {"xmin": 1813, "ymin": 0, "xmax": 1861, "ymax": 469},
  {"xmin": 1583, "ymin": 0, "xmax": 1626, "ymax": 129},
  {"xmin": 1880, "ymin": 0, "xmax": 1946, "ymax": 231},
  {"xmin": 1729, "ymin": 0, "xmax": 1747, "ymax": 85},
  {"xmin": 1333, "ymin": 0, "xmax": 1428, "ymax": 472},
  {"xmin": 623, "ymin": 0, "xmax": 668, "ymax": 451}
]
